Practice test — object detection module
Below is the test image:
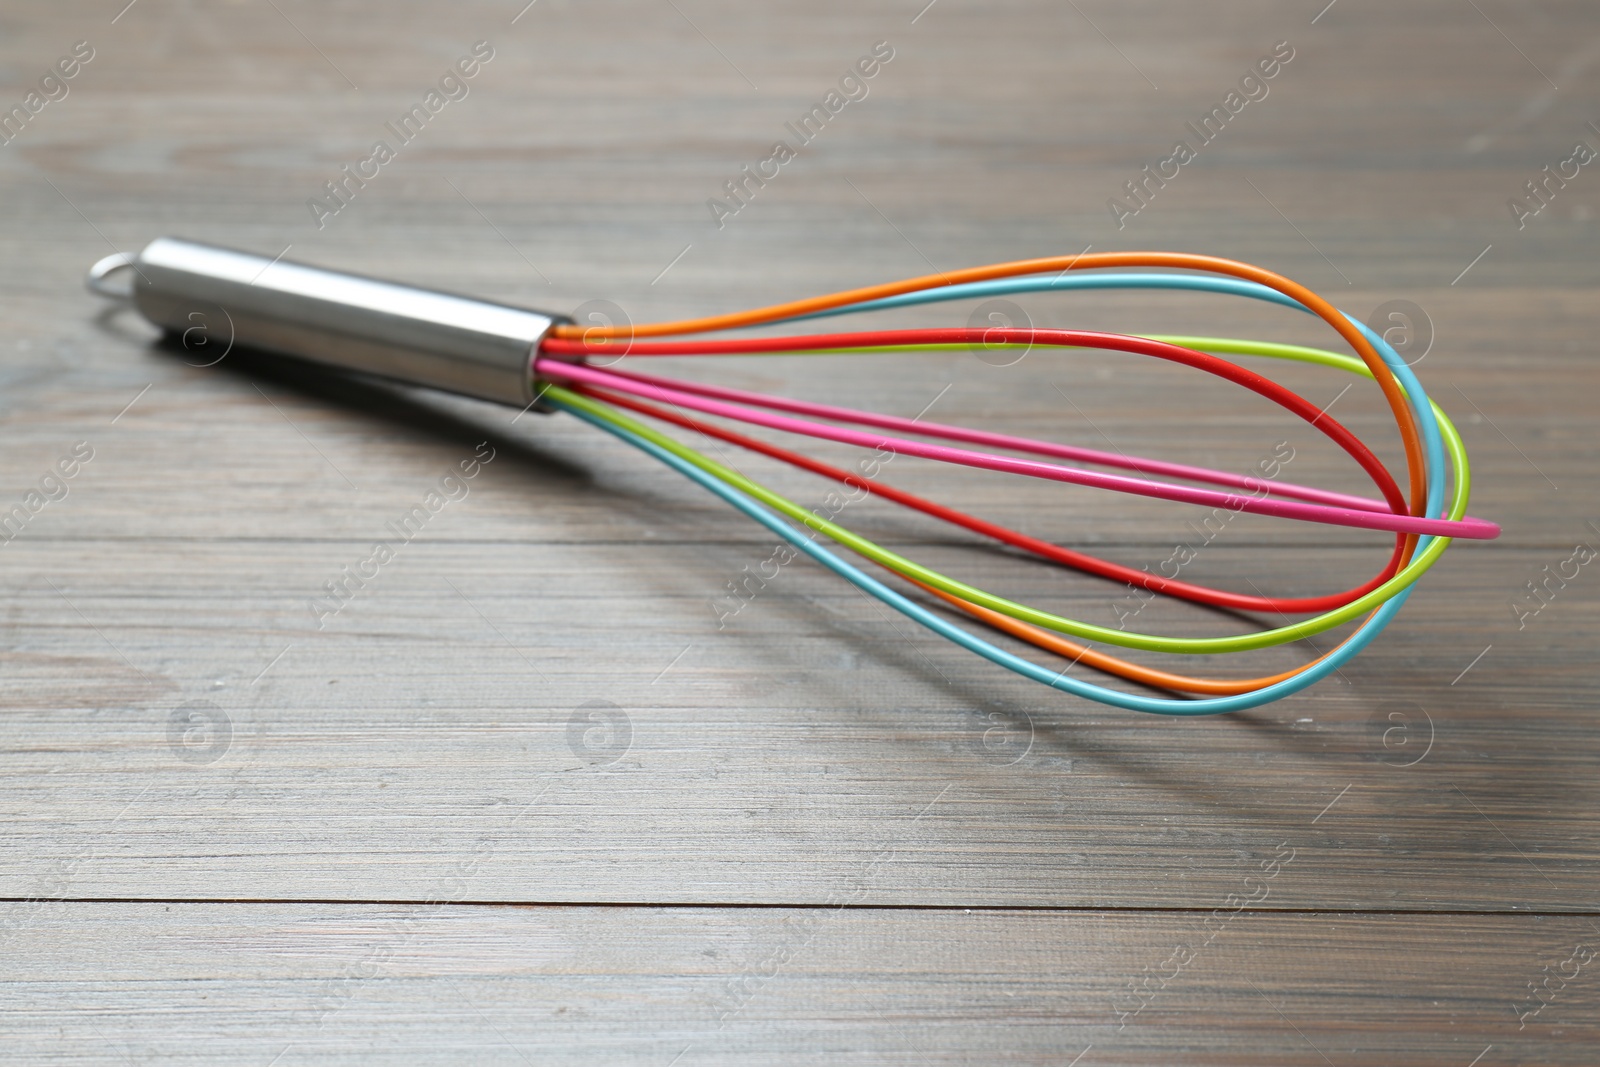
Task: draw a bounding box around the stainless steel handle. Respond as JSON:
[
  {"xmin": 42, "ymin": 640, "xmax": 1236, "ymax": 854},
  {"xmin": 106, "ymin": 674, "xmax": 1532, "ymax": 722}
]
[{"xmin": 118, "ymin": 237, "xmax": 567, "ymax": 408}]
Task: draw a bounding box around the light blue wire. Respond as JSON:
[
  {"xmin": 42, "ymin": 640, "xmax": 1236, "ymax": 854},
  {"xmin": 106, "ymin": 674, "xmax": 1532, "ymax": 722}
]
[
  {"xmin": 548, "ymin": 392, "xmax": 1420, "ymax": 715},
  {"xmin": 552, "ymin": 270, "xmax": 1452, "ymax": 713}
]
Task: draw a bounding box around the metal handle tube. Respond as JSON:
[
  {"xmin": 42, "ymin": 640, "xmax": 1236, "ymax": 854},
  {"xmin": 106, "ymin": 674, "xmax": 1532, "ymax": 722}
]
[{"xmin": 127, "ymin": 237, "xmax": 566, "ymax": 407}]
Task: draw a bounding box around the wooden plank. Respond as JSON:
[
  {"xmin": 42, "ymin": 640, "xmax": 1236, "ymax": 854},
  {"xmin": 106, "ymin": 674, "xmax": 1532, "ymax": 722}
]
[
  {"xmin": 0, "ymin": 540, "xmax": 1594, "ymax": 908},
  {"xmin": 2, "ymin": 903, "xmax": 1596, "ymax": 1065}
]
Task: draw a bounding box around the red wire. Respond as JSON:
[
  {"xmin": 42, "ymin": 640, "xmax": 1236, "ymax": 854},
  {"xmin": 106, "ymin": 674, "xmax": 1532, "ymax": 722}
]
[{"xmin": 541, "ymin": 326, "xmax": 1412, "ymax": 613}]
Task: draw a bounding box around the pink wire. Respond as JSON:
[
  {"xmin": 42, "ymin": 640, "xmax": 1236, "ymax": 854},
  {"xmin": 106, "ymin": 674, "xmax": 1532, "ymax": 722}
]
[
  {"xmin": 537, "ymin": 359, "xmax": 1499, "ymax": 540},
  {"xmin": 586, "ymin": 364, "xmax": 1396, "ymax": 514}
]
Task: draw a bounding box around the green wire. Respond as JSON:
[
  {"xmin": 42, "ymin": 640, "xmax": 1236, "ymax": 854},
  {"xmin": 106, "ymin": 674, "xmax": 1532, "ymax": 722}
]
[{"xmin": 543, "ymin": 335, "xmax": 1469, "ymax": 657}]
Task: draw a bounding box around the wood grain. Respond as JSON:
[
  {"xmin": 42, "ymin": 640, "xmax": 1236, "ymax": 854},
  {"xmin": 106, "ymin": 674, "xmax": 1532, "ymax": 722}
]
[
  {"xmin": 4, "ymin": 903, "xmax": 1599, "ymax": 1065},
  {"xmin": 1, "ymin": 0, "xmax": 1597, "ymax": 1061}
]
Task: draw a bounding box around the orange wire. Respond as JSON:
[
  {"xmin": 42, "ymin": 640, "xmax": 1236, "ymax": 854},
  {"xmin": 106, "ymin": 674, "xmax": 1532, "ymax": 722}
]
[{"xmin": 553, "ymin": 250, "xmax": 1427, "ymax": 697}]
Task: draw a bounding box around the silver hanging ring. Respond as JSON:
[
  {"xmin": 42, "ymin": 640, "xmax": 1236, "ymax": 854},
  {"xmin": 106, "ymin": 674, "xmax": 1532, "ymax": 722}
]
[{"xmin": 86, "ymin": 251, "xmax": 137, "ymax": 300}]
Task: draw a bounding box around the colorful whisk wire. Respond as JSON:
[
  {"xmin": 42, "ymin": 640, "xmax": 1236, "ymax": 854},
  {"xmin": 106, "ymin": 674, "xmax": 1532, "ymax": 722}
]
[
  {"xmin": 529, "ymin": 251, "xmax": 1493, "ymax": 714},
  {"xmin": 93, "ymin": 241, "xmax": 1495, "ymax": 714}
]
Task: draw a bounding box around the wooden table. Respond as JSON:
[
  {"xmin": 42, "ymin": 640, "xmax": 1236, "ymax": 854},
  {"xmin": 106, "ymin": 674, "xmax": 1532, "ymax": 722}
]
[{"xmin": 3, "ymin": 0, "xmax": 1597, "ymax": 1062}]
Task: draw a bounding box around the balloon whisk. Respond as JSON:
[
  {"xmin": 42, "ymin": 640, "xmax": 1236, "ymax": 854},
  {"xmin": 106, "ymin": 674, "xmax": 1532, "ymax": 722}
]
[{"xmin": 92, "ymin": 240, "xmax": 1495, "ymax": 715}]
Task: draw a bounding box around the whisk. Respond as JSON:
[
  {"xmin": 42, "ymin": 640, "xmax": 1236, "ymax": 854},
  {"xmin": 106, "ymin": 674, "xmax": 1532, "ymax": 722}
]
[{"xmin": 87, "ymin": 239, "xmax": 1497, "ymax": 715}]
